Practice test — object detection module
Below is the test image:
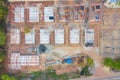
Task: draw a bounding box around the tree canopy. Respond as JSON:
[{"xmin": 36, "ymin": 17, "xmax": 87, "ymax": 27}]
[
  {"xmin": 104, "ymin": 58, "xmax": 120, "ymax": 70},
  {"xmin": 0, "ymin": 29, "xmax": 6, "ymax": 46},
  {"xmin": 0, "ymin": 52, "xmax": 5, "ymax": 62},
  {"xmin": 0, "ymin": 0, "xmax": 7, "ymax": 46},
  {"xmin": 0, "ymin": 6, "xmax": 8, "ymax": 19},
  {"xmin": 103, "ymin": 58, "xmax": 113, "ymax": 67},
  {"xmin": 80, "ymin": 66, "xmax": 91, "ymax": 76},
  {"xmin": 0, "ymin": 0, "xmax": 8, "ymax": 20},
  {"xmin": 87, "ymin": 57, "xmax": 94, "ymax": 67},
  {"xmin": 0, "ymin": 0, "xmax": 8, "ymax": 77},
  {"xmin": 117, "ymin": 1, "xmax": 120, "ymax": 6},
  {"xmin": 1, "ymin": 75, "xmax": 16, "ymax": 80}
]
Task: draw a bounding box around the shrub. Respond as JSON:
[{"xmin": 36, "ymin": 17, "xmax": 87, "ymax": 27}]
[
  {"xmin": 24, "ymin": 27, "xmax": 31, "ymax": 34},
  {"xmin": 1, "ymin": 75, "xmax": 16, "ymax": 80},
  {"xmin": 103, "ymin": 58, "xmax": 113, "ymax": 67},
  {"xmin": 87, "ymin": 57, "xmax": 94, "ymax": 67},
  {"xmin": 32, "ymin": 69, "xmax": 69, "ymax": 80},
  {"xmin": 0, "ymin": 29, "xmax": 6, "ymax": 46},
  {"xmin": 80, "ymin": 66, "xmax": 91, "ymax": 76},
  {"xmin": 104, "ymin": 58, "xmax": 120, "ymax": 70}
]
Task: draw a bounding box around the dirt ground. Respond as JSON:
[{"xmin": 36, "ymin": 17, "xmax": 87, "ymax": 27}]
[{"xmin": 6, "ymin": 0, "xmax": 103, "ymax": 75}]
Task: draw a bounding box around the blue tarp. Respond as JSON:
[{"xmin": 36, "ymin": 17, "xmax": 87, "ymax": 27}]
[
  {"xmin": 95, "ymin": 15, "xmax": 99, "ymax": 19},
  {"xmin": 110, "ymin": 0, "xmax": 118, "ymax": 2},
  {"xmin": 49, "ymin": 16, "xmax": 54, "ymax": 20},
  {"xmin": 64, "ymin": 58, "xmax": 73, "ymax": 64}
]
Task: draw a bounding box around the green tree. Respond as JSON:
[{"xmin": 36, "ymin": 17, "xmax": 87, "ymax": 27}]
[
  {"xmin": 116, "ymin": 1, "xmax": 120, "ymax": 6},
  {"xmin": 0, "ymin": 0, "xmax": 7, "ymax": 47},
  {"xmin": 0, "ymin": 51, "xmax": 5, "ymax": 62},
  {"xmin": 0, "ymin": 0, "xmax": 8, "ymax": 20},
  {"xmin": 103, "ymin": 58, "xmax": 113, "ymax": 67},
  {"xmin": 0, "ymin": 29, "xmax": 6, "ymax": 46},
  {"xmin": 104, "ymin": 58, "xmax": 120, "ymax": 70},
  {"xmin": 87, "ymin": 57, "xmax": 94, "ymax": 67},
  {"xmin": 1, "ymin": 75, "xmax": 16, "ymax": 80},
  {"xmin": 112, "ymin": 58, "xmax": 120, "ymax": 70},
  {"xmin": 0, "ymin": 0, "xmax": 7, "ymax": 77},
  {"xmin": 80, "ymin": 66, "xmax": 91, "ymax": 76},
  {"xmin": 0, "ymin": 6, "xmax": 8, "ymax": 19},
  {"xmin": 24, "ymin": 27, "xmax": 31, "ymax": 34}
]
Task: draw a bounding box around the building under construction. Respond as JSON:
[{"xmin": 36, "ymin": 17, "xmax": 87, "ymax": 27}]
[{"xmin": 7, "ymin": 0, "xmax": 102, "ymax": 72}]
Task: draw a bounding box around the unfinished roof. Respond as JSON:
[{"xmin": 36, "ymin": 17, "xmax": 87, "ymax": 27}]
[
  {"xmin": 40, "ymin": 29, "xmax": 50, "ymax": 44},
  {"xmin": 10, "ymin": 29, "xmax": 20, "ymax": 44},
  {"xmin": 74, "ymin": 6, "xmax": 84, "ymax": 21},
  {"xmin": 8, "ymin": 0, "xmax": 54, "ymax": 2},
  {"xmin": 89, "ymin": 4, "xmax": 101, "ymax": 21},
  {"xmin": 70, "ymin": 29, "xmax": 80, "ymax": 44},
  {"xmin": 25, "ymin": 28, "xmax": 35, "ymax": 44},
  {"xmin": 58, "ymin": 6, "xmax": 70, "ymax": 21},
  {"xmin": 55, "ymin": 29, "xmax": 64, "ymax": 44},
  {"xmin": 9, "ymin": 53, "xmax": 39, "ymax": 69}
]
